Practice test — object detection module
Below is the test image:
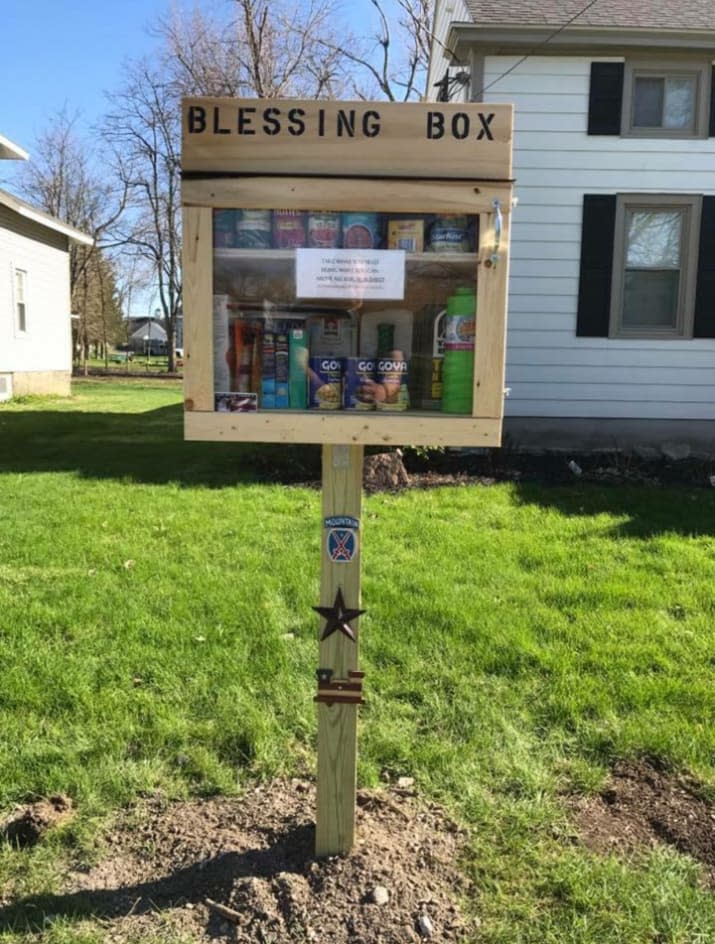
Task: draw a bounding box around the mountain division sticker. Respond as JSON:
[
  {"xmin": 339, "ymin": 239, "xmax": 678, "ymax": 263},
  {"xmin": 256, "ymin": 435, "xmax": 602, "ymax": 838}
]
[{"xmin": 327, "ymin": 528, "xmax": 358, "ymax": 563}]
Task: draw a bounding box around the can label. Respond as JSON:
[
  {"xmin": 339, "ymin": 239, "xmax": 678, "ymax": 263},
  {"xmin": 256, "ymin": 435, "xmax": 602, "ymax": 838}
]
[
  {"xmin": 375, "ymin": 356, "xmax": 409, "ymax": 411},
  {"xmin": 429, "ymin": 215, "xmax": 469, "ymax": 253},
  {"xmin": 213, "ymin": 210, "xmax": 239, "ymax": 248},
  {"xmin": 388, "ymin": 219, "xmax": 424, "ymax": 252},
  {"xmin": 272, "ymin": 210, "xmax": 306, "ymax": 249},
  {"xmin": 309, "ymin": 356, "xmax": 343, "ymax": 409},
  {"xmin": 342, "ymin": 213, "xmax": 381, "ymax": 249},
  {"xmin": 444, "ymin": 315, "xmax": 475, "ymax": 350},
  {"xmin": 344, "ymin": 357, "xmax": 377, "ymax": 410},
  {"xmin": 307, "ymin": 212, "xmax": 341, "ymax": 248},
  {"xmin": 235, "ymin": 210, "xmax": 272, "ymax": 249}
]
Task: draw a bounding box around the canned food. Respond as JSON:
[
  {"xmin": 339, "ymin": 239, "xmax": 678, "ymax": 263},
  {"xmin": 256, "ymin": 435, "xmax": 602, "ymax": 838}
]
[
  {"xmin": 344, "ymin": 357, "xmax": 377, "ymax": 410},
  {"xmin": 213, "ymin": 210, "xmax": 239, "ymax": 248},
  {"xmin": 375, "ymin": 352, "xmax": 409, "ymax": 411},
  {"xmin": 235, "ymin": 210, "xmax": 272, "ymax": 249},
  {"xmin": 428, "ymin": 215, "xmax": 470, "ymax": 253},
  {"xmin": 307, "ymin": 212, "xmax": 341, "ymax": 248},
  {"xmin": 272, "ymin": 210, "xmax": 306, "ymax": 249},
  {"xmin": 342, "ymin": 213, "xmax": 381, "ymax": 249},
  {"xmin": 387, "ymin": 219, "xmax": 424, "ymax": 252},
  {"xmin": 308, "ymin": 356, "xmax": 343, "ymax": 409}
]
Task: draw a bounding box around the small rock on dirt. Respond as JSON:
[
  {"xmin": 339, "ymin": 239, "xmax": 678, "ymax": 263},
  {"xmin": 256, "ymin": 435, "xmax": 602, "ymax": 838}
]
[
  {"xmin": 369, "ymin": 884, "xmax": 390, "ymax": 905},
  {"xmin": 417, "ymin": 912, "xmax": 435, "ymax": 937}
]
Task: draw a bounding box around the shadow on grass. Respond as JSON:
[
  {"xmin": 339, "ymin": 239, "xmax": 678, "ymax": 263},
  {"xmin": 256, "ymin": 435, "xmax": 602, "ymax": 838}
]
[
  {"xmin": 0, "ymin": 404, "xmax": 321, "ymax": 488},
  {"xmin": 0, "ymin": 823, "xmax": 314, "ymax": 936},
  {"xmin": 510, "ymin": 480, "xmax": 715, "ymax": 539}
]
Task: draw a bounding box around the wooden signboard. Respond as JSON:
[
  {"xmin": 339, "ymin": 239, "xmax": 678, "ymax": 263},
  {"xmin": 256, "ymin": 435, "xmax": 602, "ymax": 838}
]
[
  {"xmin": 182, "ymin": 97, "xmax": 512, "ymax": 180},
  {"xmin": 181, "ymin": 97, "xmax": 514, "ymax": 858}
]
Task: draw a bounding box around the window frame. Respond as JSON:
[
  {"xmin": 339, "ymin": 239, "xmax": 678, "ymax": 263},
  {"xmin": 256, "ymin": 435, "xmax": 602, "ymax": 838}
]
[
  {"xmin": 13, "ymin": 267, "xmax": 28, "ymax": 335},
  {"xmin": 621, "ymin": 60, "xmax": 710, "ymax": 139},
  {"xmin": 609, "ymin": 194, "xmax": 702, "ymax": 340}
]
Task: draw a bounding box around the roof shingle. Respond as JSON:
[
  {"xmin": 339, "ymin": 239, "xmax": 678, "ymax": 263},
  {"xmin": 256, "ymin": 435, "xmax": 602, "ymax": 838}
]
[{"xmin": 464, "ymin": 0, "xmax": 715, "ymax": 31}]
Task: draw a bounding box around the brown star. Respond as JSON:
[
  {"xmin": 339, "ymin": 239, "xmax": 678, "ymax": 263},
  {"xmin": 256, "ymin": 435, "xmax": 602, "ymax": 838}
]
[{"xmin": 313, "ymin": 588, "xmax": 366, "ymax": 642}]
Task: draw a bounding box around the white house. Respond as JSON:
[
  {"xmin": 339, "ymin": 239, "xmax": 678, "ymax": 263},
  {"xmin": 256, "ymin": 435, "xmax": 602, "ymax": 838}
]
[
  {"xmin": 0, "ymin": 136, "xmax": 93, "ymax": 399},
  {"xmin": 428, "ymin": 0, "xmax": 715, "ymax": 455}
]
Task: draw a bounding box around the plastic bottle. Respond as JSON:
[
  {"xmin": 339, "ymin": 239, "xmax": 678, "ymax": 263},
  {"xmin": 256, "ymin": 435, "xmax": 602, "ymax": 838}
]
[{"xmin": 441, "ymin": 287, "xmax": 475, "ymax": 414}]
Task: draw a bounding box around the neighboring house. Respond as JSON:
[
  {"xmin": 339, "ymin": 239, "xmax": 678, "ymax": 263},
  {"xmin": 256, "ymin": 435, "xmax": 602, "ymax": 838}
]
[
  {"xmin": 125, "ymin": 317, "xmax": 168, "ymax": 354},
  {"xmin": 428, "ymin": 1, "xmax": 715, "ymax": 455},
  {"xmin": 0, "ymin": 135, "xmax": 93, "ymax": 399}
]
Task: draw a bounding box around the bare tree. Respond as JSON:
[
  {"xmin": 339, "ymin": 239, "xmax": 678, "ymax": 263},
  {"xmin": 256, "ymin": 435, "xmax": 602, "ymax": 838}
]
[
  {"xmin": 155, "ymin": 0, "xmax": 348, "ymax": 100},
  {"xmin": 103, "ymin": 62, "xmax": 183, "ymax": 372},
  {"xmin": 15, "ymin": 110, "xmax": 128, "ymax": 368},
  {"xmin": 318, "ymin": 0, "xmax": 435, "ymax": 102}
]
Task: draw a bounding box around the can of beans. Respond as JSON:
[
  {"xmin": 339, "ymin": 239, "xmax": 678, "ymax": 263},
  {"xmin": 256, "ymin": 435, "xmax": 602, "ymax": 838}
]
[
  {"xmin": 307, "ymin": 212, "xmax": 341, "ymax": 248},
  {"xmin": 341, "ymin": 213, "xmax": 381, "ymax": 249},
  {"xmin": 375, "ymin": 352, "xmax": 409, "ymax": 411},
  {"xmin": 308, "ymin": 356, "xmax": 344, "ymax": 409},
  {"xmin": 343, "ymin": 357, "xmax": 378, "ymax": 410}
]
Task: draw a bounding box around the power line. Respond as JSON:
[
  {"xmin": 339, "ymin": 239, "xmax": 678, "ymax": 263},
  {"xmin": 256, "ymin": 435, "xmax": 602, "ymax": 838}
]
[{"xmin": 474, "ymin": 0, "xmax": 603, "ymax": 99}]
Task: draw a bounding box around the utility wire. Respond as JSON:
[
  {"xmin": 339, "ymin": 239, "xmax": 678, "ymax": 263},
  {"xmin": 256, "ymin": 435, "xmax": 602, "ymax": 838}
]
[{"xmin": 474, "ymin": 0, "xmax": 603, "ymax": 98}]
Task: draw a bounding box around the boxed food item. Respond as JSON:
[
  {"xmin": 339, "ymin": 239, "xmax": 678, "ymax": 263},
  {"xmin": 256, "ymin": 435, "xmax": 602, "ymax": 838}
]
[{"xmin": 387, "ymin": 219, "xmax": 424, "ymax": 252}]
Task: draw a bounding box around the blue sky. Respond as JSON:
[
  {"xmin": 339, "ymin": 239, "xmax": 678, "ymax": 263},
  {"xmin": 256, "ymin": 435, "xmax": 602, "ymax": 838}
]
[{"xmin": 2, "ymin": 0, "xmax": 175, "ymax": 153}]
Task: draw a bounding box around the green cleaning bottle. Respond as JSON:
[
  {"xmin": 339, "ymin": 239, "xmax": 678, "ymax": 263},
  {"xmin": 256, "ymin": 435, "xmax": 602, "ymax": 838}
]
[{"xmin": 441, "ymin": 287, "xmax": 476, "ymax": 414}]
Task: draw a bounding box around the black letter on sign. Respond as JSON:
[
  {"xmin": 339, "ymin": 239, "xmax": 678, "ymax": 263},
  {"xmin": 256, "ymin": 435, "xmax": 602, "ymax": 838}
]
[
  {"xmin": 188, "ymin": 106, "xmax": 206, "ymax": 133},
  {"xmin": 427, "ymin": 111, "xmax": 445, "ymax": 139},
  {"xmin": 238, "ymin": 107, "xmax": 256, "ymax": 135},
  {"xmin": 452, "ymin": 113, "xmax": 469, "ymax": 139},
  {"xmin": 212, "ymin": 107, "xmax": 230, "ymax": 135},
  {"xmin": 477, "ymin": 113, "xmax": 495, "ymax": 141},
  {"xmin": 262, "ymin": 107, "xmax": 281, "ymax": 135},
  {"xmin": 337, "ymin": 109, "xmax": 356, "ymax": 137},
  {"xmin": 289, "ymin": 108, "xmax": 306, "ymax": 136},
  {"xmin": 363, "ymin": 110, "xmax": 381, "ymax": 137}
]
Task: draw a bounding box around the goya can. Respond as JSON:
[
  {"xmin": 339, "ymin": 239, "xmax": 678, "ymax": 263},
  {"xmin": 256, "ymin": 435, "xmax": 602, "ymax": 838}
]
[
  {"xmin": 342, "ymin": 213, "xmax": 381, "ymax": 249},
  {"xmin": 235, "ymin": 210, "xmax": 272, "ymax": 249},
  {"xmin": 308, "ymin": 356, "xmax": 343, "ymax": 410},
  {"xmin": 375, "ymin": 352, "xmax": 409, "ymax": 411},
  {"xmin": 307, "ymin": 212, "xmax": 341, "ymax": 248},
  {"xmin": 344, "ymin": 357, "xmax": 377, "ymax": 410},
  {"xmin": 272, "ymin": 210, "xmax": 306, "ymax": 249}
]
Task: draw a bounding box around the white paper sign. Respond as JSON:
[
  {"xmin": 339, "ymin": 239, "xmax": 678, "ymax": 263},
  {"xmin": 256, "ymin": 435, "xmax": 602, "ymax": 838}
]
[{"xmin": 296, "ymin": 248, "xmax": 405, "ymax": 300}]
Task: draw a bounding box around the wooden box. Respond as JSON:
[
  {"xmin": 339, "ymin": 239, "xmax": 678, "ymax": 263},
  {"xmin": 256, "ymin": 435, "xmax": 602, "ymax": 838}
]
[{"xmin": 181, "ymin": 98, "xmax": 514, "ymax": 447}]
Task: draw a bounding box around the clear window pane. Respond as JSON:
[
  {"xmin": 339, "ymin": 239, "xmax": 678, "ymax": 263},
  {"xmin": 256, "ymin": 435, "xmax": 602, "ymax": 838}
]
[
  {"xmin": 623, "ymin": 270, "xmax": 679, "ymax": 327},
  {"xmin": 663, "ymin": 77, "xmax": 695, "ymax": 129},
  {"xmin": 626, "ymin": 210, "xmax": 682, "ymax": 268},
  {"xmin": 633, "ymin": 77, "xmax": 664, "ymax": 126}
]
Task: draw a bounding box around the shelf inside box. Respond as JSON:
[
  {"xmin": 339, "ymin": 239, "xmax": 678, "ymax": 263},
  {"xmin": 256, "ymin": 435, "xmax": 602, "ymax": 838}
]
[{"xmin": 214, "ymin": 249, "xmax": 476, "ymax": 265}]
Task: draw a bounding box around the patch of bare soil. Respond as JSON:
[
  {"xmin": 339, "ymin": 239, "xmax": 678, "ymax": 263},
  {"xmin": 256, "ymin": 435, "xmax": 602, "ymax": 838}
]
[
  {"xmin": 1, "ymin": 781, "xmax": 475, "ymax": 943},
  {"xmin": 572, "ymin": 759, "xmax": 715, "ymax": 885},
  {"xmin": 1, "ymin": 794, "xmax": 73, "ymax": 847}
]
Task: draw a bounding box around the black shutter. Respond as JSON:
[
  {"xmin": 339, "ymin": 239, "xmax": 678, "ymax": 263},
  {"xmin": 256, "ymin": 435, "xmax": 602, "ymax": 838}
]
[
  {"xmin": 588, "ymin": 62, "xmax": 624, "ymax": 135},
  {"xmin": 577, "ymin": 195, "xmax": 617, "ymax": 337},
  {"xmin": 694, "ymin": 196, "xmax": 715, "ymax": 338},
  {"xmin": 709, "ymin": 67, "xmax": 715, "ymax": 137}
]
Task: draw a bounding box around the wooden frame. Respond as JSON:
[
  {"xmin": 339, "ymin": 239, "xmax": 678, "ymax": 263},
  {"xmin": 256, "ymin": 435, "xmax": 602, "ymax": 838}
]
[{"xmin": 182, "ymin": 98, "xmax": 513, "ymax": 448}]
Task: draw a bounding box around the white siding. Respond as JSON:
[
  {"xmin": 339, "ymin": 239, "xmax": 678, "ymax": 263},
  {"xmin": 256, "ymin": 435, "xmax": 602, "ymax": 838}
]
[
  {"xmin": 426, "ymin": 0, "xmax": 471, "ymax": 102},
  {"xmin": 0, "ymin": 207, "xmax": 72, "ymax": 377},
  {"xmin": 481, "ymin": 55, "xmax": 715, "ymax": 420}
]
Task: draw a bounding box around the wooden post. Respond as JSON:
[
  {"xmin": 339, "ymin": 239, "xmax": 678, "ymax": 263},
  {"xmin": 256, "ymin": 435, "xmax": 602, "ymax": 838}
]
[{"xmin": 316, "ymin": 442, "xmax": 364, "ymax": 857}]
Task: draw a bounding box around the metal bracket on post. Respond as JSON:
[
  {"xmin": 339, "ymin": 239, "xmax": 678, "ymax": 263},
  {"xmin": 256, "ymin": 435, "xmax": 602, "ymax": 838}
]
[{"xmin": 491, "ymin": 198, "xmax": 503, "ymax": 268}]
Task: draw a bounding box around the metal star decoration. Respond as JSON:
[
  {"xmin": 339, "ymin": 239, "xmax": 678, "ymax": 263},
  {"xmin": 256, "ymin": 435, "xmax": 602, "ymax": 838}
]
[{"xmin": 313, "ymin": 587, "xmax": 366, "ymax": 642}]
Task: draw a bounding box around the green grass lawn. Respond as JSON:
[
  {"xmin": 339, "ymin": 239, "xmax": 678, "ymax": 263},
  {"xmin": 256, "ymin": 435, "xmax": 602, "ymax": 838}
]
[{"xmin": 1, "ymin": 379, "xmax": 714, "ymax": 942}]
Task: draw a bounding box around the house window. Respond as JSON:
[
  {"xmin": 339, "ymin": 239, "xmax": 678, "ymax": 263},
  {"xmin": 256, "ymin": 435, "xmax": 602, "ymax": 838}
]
[
  {"xmin": 15, "ymin": 268, "xmax": 27, "ymax": 333},
  {"xmin": 610, "ymin": 195, "xmax": 701, "ymax": 338},
  {"xmin": 588, "ymin": 61, "xmax": 714, "ymax": 138}
]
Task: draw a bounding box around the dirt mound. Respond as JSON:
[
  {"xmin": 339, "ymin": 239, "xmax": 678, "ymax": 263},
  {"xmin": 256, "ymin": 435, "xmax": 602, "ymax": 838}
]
[
  {"xmin": 573, "ymin": 758, "xmax": 715, "ymax": 884},
  {"xmin": 2, "ymin": 780, "xmax": 474, "ymax": 942},
  {"xmin": 1, "ymin": 795, "xmax": 73, "ymax": 847}
]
